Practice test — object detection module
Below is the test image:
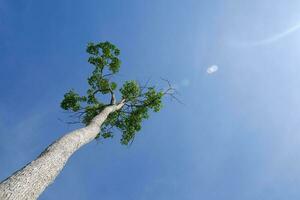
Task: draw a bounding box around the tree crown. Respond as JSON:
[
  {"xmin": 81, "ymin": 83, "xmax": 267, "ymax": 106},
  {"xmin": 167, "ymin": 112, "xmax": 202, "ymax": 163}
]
[{"xmin": 60, "ymin": 41, "xmax": 173, "ymax": 145}]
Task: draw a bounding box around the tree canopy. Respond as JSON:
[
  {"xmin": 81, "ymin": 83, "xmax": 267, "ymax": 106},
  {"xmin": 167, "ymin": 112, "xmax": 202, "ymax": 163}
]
[{"xmin": 60, "ymin": 41, "xmax": 173, "ymax": 145}]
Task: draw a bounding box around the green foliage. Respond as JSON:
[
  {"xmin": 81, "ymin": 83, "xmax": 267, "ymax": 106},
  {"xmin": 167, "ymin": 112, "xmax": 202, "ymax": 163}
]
[
  {"xmin": 102, "ymin": 132, "xmax": 113, "ymax": 139},
  {"xmin": 60, "ymin": 90, "xmax": 86, "ymax": 112},
  {"xmin": 110, "ymin": 82, "xmax": 117, "ymax": 90},
  {"xmin": 144, "ymin": 88, "xmax": 164, "ymax": 112},
  {"xmin": 86, "ymin": 41, "xmax": 121, "ymax": 73},
  {"xmin": 61, "ymin": 41, "xmax": 166, "ymax": 145},
  {"xmin": 120, "ymin": 81, "xmax": 141, "ymax": 102}
]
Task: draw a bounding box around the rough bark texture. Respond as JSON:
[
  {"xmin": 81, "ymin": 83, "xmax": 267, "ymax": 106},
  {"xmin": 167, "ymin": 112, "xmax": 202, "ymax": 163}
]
[{"xmin": 0, "ymin": 102, "xmax": 124, "ymax": 200}]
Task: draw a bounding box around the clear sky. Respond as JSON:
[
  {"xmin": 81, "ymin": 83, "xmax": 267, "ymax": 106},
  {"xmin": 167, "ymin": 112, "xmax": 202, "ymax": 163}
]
[{"xmin": 1, "ymin": 0, "xmax": 300, "ymax": 199}]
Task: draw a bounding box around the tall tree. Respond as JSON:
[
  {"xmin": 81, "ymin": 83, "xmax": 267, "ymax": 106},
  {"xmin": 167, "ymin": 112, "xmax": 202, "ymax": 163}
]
[{"xmin": 0, "ymin": 41, "xmax": 174, "ymax": 200}]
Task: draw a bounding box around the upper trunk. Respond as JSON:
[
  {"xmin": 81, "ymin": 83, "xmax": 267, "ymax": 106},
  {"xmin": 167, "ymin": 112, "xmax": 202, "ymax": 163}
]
[{"xmin": 0, "ymin": 102, "xmax": 124, "ymax": 200}]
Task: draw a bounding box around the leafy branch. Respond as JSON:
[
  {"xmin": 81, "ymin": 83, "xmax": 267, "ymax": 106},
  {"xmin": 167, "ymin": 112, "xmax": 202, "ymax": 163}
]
[{"xmin": 60, "ymin": 41, "xmax": 179, "ymax": 145}]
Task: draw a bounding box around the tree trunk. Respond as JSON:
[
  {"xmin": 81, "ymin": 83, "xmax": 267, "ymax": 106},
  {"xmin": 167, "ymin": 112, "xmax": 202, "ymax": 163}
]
[{"xmin": 0, "ymin": 102, "xmax": 124, "ymax": 200}]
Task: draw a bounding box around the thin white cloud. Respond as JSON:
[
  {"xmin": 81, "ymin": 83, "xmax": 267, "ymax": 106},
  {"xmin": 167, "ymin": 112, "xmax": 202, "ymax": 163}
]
[
  {"xmin": 206, "ymin": 65, "xmax": 218, "ymax": 74},
  {"xmin": 231, "ymin": 22, "xmax": 300, "ymax": 47}
]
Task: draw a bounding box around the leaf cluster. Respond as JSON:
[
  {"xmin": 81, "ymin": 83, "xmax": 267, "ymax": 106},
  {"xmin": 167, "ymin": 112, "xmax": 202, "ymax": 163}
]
[{"xmin": 60, "ymin": 41, "xmax": 167, "ymax": 145}]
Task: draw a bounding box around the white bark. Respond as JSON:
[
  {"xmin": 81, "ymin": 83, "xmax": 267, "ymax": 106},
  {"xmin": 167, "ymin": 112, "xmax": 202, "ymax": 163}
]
[{"xmin": 0, "ymin": 102, "xmax": 124, "ymax": 200}]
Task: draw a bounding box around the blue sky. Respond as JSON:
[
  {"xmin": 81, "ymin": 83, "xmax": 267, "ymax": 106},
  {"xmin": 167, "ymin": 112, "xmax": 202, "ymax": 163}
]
[{"xmin": 1, "ymin": 0, "xmax": 300, "ymax": 199}]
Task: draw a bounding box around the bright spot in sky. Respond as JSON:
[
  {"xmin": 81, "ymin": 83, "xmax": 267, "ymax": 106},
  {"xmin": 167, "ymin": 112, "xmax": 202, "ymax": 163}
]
[{"xmin": 207, "ymin": 65, "xmax": 218, "ymax": 74}]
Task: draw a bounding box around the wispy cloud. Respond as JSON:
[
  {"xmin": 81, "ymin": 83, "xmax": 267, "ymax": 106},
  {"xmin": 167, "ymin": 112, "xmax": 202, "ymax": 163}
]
[{"xmin": 230, "ymin": 22, "xmax": 300, "ymax": 47}]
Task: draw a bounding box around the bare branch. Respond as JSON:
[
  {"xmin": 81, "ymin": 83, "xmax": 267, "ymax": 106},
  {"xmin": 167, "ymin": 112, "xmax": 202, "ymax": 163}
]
[
  {"xmin": 103, "ymin": 73, "xmax": 113, "ymax": 77},
  {"xmin": 110, "ymin": 90, "xmax": 116, "ymax": 105},
  {"xmin": 160, "ymin": 78, "xmax": 184, "ymax": 105}
]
